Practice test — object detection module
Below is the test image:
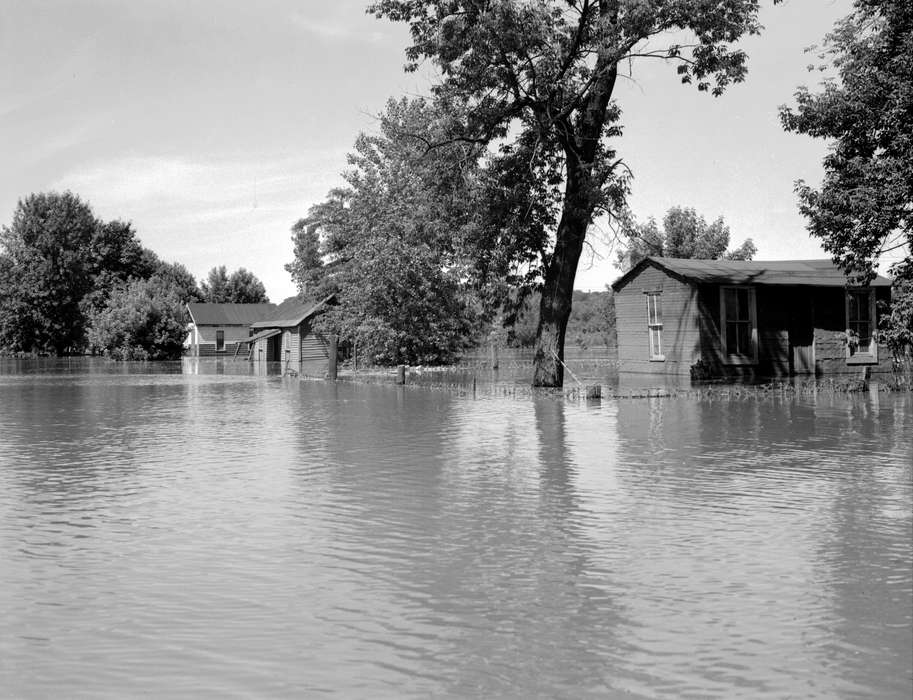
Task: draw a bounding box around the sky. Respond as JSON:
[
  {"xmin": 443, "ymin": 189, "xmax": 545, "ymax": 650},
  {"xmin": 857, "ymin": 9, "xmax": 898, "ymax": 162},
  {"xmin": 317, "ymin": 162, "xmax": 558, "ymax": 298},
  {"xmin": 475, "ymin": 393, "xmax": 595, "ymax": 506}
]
[{"xmin": 1, "ymin": 0, "xmax": 878, "ymax": 303}]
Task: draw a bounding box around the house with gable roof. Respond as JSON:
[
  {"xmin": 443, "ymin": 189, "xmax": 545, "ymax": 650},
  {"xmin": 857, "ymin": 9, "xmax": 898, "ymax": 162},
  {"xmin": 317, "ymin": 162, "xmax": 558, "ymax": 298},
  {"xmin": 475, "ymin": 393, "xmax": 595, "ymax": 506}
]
[
  {"xmin": 186, "ymin": 302, "xmax": 277, "ymax": 357},
  {"xmin": 610, "ymin": 257, "xmax": 893, "ymax": 377}
]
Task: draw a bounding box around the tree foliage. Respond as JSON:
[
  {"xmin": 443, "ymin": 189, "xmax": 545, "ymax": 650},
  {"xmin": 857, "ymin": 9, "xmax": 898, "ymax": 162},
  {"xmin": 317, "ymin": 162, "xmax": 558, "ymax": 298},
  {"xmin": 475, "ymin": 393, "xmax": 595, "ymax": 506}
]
[
  {"xmin": 201, "ymin": 265, "xmax": 269, "ymax": 303},
  {"xmin": 371, "ymin": 0, "xmax": 774, "ymax": 385},
  {"xmin": 780, "ymin": 0, "xmax": 911, "ymax": 363},
  {"xmin": 0, "ymin": 192, "xmax": 163, "ymax": 354},
  {"xmin": 87, "ymin": 277, "xmax": 188, "ymax": 361},
  {"xmin": 779, "ymin": 0, "xmax": 911, "ymax": 282},
  {"xmin": 616, "ymin": 206, "xmax": 756, "ymax": 271},
  {"xmin": 509, "ymin": 289, "xmax": 616, "ymax": 349},
  {"xmin": 291, "ymin": 97, "xmax": 487, "ymax": 365},
  {"xmin": 0, "ymin": 191, "xmax": 201, "ymax": 357}
]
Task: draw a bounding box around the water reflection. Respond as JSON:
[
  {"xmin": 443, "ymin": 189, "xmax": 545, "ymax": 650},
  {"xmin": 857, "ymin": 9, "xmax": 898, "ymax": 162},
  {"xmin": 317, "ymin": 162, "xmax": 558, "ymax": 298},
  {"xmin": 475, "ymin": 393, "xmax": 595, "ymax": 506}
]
[{"xmin": 0, "ymin": 363, "xmax": 909, "ymax": 698}]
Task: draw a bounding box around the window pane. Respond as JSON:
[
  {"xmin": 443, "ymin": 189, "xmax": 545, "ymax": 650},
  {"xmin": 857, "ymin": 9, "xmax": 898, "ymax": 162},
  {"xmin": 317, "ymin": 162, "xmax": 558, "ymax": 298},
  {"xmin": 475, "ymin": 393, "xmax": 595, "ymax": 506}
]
[
  {"xmin": 647, "ymin": 294, "xmax": 662, "ymax": 325},
  {"xmin": 737, "ymin": 289, "xmax": 749, "ymax": 320},
  {"xmin": 737, "ymin": 321, "xmax": 750, "ymax": 354},
  {"xmin": 650, "ymin": 328, "xmax": 662, "ymax": 356},
  {"xmin": 856, "ymin": 293, "xmax": 869, "ymax": 322},
  {"xmin": 726, "ymin": 322, "xmax": 737, "ymax": 352},
  {"xmin": 724, "ymin": 288, "xmax": 738, "ymax": 320}
]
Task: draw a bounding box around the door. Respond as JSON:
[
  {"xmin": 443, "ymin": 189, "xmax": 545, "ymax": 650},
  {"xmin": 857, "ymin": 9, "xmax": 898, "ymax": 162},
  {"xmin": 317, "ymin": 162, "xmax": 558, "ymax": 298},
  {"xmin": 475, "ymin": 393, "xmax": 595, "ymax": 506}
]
[
  {"xmin": 789, "ymin": 299, "xmax": 815, "ymax": 375},
  {"xmin": 266, "ymin": 334, "xmax": 282, "ymax": 362}
]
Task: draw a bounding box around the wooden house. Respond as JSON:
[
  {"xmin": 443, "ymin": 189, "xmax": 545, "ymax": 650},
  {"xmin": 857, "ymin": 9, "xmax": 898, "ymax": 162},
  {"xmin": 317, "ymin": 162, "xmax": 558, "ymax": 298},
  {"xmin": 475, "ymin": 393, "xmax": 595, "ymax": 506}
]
[
  {"xmin": 248, "ymin": 295, "xmax": 334, "ymax": 366},
  {"xmin": 186, "ymin": 303, "xmax": 277, "ymax": 357},
  {"xmin": 610, "ymin": 257, "xmax": 894, "ymax": 377}
]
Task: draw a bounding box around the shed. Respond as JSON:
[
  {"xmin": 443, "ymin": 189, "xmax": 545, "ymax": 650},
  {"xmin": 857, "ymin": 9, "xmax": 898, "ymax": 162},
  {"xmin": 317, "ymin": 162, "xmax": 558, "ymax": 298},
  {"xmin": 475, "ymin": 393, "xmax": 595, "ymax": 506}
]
[
  {"xmin": 248, "ymin": 295, "xmax": 335, "ymax": 366},
  {"xmin": 610, "ymin": 257, "xmax": 893, "ymax": 377},
  {"xmin": 186, "ymin": 303, "xmax": 277, "ymax": 357}
]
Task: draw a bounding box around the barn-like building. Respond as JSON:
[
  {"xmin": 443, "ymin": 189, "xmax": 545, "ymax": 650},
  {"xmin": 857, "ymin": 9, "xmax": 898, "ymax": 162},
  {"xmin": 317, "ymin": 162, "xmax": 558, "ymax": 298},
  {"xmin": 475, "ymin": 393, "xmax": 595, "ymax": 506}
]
[{"xmin": 248, "ymin": 295, "xmax": 335, "ymax": 368}]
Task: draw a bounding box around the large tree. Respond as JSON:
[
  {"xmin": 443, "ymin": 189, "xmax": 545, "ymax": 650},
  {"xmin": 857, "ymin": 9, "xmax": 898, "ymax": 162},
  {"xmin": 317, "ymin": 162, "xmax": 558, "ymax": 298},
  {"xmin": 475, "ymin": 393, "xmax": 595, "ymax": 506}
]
[
  {"xmin": 0, "ymin": 192, "xmax": 155, "ymax": 354},
  {"xmin": 201, "ymin": 265, "xmax": 269, "ymax": 303},
  {"xmin": 371, "ymin": 0, "xmax": 773, "ymax": 386},
  {"xmin": 87, "ymin": 277, "xmax": 189, "ymax": 361},
  {"xmin": 616, "ymin": 206, "xmax": 756, "ymax": 271},
  {"xmin": 780, "ymin": 0, "xmax": 911, "ymax": 365},
  {"xmin": 779, "ymin": 0, "xmax": 911, "ymax": 282},
  {"xmin": 291, "ymin": 97, "xmax": 485, "ymax": 365},
  {"xmin": 226, "ymin": 268, "xmax": 270, "ymax": 303}
]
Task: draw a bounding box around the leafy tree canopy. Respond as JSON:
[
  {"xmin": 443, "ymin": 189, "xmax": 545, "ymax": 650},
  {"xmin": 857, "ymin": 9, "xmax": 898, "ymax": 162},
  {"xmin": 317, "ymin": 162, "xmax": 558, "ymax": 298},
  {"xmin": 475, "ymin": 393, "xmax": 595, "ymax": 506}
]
[
  {"xmin": 780, "ymin": 0, "xmax": 911, "ymax": 364},
  {"xmin": 616, "ymin": 206, "xmax": 756, "ymax": 271},
  {"xmin": 226, "ymin": 268, "xmax": 269, "ymax": 303},
  {"xmin": 371, "ymin": 0, "xmax": 775, "ymax": 385},
  {"xmin": 0, "ymin": 192, "xmax": 160, "ymax": 354},
  {"xmin": 290, "ymin": 97, "xmax": 486, "ymax": 365},
  {"xmin": 201, "ymin": 265, "xmax": 269, "ymax": 303},
  {"xmin": 779, "ymin": 0, "xmax": 911, "ymax": 281},
  {"xmin": 87, "ymin": 277, "xmax": 188, "ymax": 361}
]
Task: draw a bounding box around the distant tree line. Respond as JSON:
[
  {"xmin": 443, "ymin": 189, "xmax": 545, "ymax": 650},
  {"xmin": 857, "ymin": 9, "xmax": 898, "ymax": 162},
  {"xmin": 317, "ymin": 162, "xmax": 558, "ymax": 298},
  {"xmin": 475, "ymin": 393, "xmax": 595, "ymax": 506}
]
[{"xmin": 0, "ymin": 191, "xmax": 270, "ymax": 359}]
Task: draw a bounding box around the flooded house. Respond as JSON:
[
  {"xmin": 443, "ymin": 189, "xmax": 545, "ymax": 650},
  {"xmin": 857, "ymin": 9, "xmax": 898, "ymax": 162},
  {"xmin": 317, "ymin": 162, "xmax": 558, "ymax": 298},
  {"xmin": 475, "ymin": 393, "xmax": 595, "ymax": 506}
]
[
  {"xmin": 186, "ymin": 302, "xmax": 277, "ymax": 356},
  {"xmin": 610, "ymin": 257, "xmax": 893, "ymax": 377},
  {"xmin": 247, "ymin": 295, "xmax": 335, "ymax": 367}
]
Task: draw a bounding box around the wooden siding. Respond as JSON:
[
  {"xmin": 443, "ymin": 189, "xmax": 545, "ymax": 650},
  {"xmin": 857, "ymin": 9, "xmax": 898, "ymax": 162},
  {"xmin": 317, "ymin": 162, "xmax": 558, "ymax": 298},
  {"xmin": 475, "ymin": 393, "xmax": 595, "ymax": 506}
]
[
  {"xmin": 699, "ymin": 284, "xmax": 894, "ymax": 377},
  {"xmin": 301, "ymin": 333, "xmax": 328, "ymax": 361},
  {"xmin": 811, "ymin": 286, "xmax": 893, "ymax": 375},
  {"xmin": 252, "ymin": 320, "xmax": 330, "ymax": 367},
  {"xmin": 188, "ymin": 324, "xmax": 253, "ymax": 356},
  {"xmin": 614, "ymin": 265, "xmax": 700, "ymax": 374}
]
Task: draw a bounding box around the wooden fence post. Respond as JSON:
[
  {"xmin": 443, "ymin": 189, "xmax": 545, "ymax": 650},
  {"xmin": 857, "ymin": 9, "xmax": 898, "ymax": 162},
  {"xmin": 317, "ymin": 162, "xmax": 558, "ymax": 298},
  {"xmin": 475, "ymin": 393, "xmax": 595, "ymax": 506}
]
[{"xmin": 397, "ymin": 364, "xmax": 406, "ymax": 384}]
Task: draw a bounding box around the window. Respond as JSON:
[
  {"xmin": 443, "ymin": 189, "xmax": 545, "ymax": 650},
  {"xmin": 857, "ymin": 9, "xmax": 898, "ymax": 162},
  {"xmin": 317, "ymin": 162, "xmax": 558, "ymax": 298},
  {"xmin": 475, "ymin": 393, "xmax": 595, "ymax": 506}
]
[
  {"xmin": 216, "ymin": 329, "xmax": 225, "ymax": 352},
  {"xmin": 720, "ymin": 286, "xmax": 757, "ymax": 363},
  {"xmin": 845, "ymin": 289, "xmax": 877, "ymax": 363},
  {"xmin": 646, "ymin": 292, "xmax": 664, "ymax": 360}
]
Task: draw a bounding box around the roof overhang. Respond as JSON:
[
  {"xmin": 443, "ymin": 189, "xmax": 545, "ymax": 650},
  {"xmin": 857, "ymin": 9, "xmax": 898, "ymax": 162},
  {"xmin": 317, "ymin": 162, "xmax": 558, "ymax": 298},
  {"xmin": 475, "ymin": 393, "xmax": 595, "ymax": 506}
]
[{"xmin": 248, "ymin": 328, "xmax": 282, "ymax": 343}]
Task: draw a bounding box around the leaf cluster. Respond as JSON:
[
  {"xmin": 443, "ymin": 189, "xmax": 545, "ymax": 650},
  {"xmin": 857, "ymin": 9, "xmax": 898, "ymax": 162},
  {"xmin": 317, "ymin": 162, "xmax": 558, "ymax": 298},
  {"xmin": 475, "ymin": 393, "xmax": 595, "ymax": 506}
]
[
  {"xmin": 0, "ymin": 191, "xmax": 201, "ymax": 356},
  {"xmin": 201, "ymin": 265, "xmax": 270, "ymax": 303},
  {"xmin": 779, "ymin": 0, "xmax": 912, "ymax": 281},
  {"xmin": 615, "ymin": 205, "xmax": 755, "ymax": 271},
  {"xmin": 87, "ymin": 277, "xmax": 189, "ymax": 361}
]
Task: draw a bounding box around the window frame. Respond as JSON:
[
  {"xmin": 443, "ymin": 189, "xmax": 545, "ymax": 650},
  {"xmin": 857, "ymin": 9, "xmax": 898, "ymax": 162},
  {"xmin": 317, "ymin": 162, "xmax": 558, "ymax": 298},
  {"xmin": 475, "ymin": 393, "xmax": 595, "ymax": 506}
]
[
  {"xmin": 215, "ymin": 329, "xmax": 225, "ymax": 352},
  {"xmin": 845, "ymin": 288, "xmax": 878, "ymax": 364},
  {"xmin": 719, "ymin": 286, "xmax": 758, "ymax": 365},
  {"xmin": 645, "ymin": 291, "xmax": 665, "ymax": 361}
]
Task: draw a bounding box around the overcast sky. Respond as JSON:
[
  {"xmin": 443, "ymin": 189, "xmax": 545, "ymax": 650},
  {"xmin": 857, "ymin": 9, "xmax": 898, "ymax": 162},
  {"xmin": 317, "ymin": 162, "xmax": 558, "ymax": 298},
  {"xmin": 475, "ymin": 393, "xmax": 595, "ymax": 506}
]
[{"xmin": 1, "ymin": 0, "xmax": 863, "ymax": 302}]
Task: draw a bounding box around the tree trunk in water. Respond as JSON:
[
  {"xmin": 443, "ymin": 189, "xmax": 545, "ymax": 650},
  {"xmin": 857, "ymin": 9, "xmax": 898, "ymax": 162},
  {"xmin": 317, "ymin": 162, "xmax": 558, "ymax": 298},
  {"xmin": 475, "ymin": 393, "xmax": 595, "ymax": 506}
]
[
  {"xmin": 531, "ymin": 52, "xmax": 619, "ymax": 387},
  {"xmin": 532, "ymin": 187, "xmax": 590, "ymax": 387}
]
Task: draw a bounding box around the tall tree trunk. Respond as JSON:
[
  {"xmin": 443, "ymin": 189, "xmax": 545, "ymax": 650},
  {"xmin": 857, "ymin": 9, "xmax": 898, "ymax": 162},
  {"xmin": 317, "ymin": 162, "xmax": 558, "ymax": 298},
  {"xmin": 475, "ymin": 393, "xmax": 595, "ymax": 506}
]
[
  {"xmin": 531, "ymin": 192, "xmax": 589, "ymax": 387},
  {"xmin": 531, "ymin": 57, "xmax": 619, "ymax": 387}
]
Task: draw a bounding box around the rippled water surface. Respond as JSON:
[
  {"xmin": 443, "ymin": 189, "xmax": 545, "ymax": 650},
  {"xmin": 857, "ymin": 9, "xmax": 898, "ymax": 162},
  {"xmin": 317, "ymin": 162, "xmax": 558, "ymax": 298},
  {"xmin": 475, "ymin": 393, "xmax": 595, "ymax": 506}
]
[{"xmin": 1, "ymin": 360, "xmax": 910, "ymax": 698}]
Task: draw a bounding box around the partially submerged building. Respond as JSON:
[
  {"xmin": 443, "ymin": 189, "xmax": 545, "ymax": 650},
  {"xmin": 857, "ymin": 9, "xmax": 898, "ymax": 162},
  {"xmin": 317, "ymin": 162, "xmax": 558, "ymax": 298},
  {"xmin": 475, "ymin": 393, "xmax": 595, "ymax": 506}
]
[
  {"xmin": 610, "ymin": 257, "xmax": 893, "ymax": 377},
  {"xmin": 248, "ymin": 295, "xmax": 335, "ymax": 365},
  {"xmin": 186, "ymin": 303, "xmax": 277, "ymax": 357}
]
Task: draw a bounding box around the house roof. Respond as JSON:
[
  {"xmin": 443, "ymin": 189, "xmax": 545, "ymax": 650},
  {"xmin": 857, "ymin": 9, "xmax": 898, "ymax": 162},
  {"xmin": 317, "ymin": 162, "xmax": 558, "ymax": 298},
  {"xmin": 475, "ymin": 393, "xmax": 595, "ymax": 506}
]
[
  {"xmin": 249, "ymin": 294, "xmax": 335, "ymax": 330},
  {"xmin": 611, "ymin": 257, "xmax": 893, "ymax": 291},
  {"xmin": 186, "ymin": 302, "xmax": 277, "ymax": 326},
  {"xmin": 248, "ymin": 328, "xmax": 282, "ymax": 343}
]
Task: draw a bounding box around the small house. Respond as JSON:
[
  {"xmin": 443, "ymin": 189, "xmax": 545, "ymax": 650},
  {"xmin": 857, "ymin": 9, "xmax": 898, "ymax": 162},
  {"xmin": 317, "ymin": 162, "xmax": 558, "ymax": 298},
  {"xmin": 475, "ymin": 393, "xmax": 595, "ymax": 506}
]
[
  {"xmin": 186, "ymin": 303, "xmax": 277, "ymax": 356},
  {"xmin": 248, "ymin": 295, "xmax": 335, "ymax": 365},
  {"xmin": 610, "ymin": 257, "xmax": 893, "ymax": 377}
]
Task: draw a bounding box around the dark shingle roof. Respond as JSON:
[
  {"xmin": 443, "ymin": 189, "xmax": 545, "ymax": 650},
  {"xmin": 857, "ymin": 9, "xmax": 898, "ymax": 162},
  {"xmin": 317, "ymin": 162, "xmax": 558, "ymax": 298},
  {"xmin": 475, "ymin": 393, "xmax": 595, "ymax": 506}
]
[
  {"xmin": 611, "ymin": 257, "xmax": 892, "ymax": 291},
  {"xmin": 186, "ymin": 303, "xmax": 277, "ymax": 326},
  {"xmin": 250, "ymin": 294, "xmax": 335, "ymax": 330}
]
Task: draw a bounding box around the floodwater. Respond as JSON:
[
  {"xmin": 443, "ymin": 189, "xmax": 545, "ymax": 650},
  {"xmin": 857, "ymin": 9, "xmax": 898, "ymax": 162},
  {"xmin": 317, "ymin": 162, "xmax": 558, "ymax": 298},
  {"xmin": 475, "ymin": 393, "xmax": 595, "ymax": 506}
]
[{"xmin": 0, "ymin": 359, "xmax": 910, "ymax": 699}]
